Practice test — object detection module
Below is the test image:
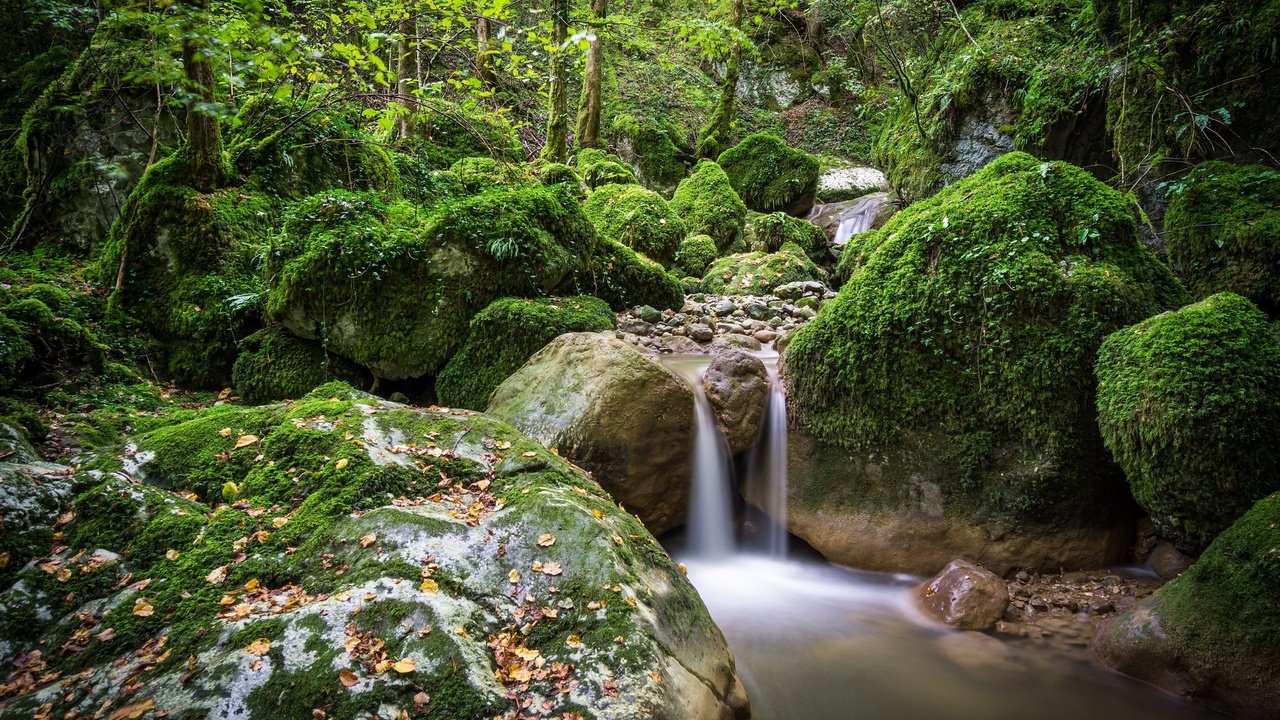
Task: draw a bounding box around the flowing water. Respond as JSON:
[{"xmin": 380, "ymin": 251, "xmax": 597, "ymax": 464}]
[
  {"xmin": 832, "ymin": 191, "xmax": 889, "ymax": 247},
  {"xmin": 664, "ymin": 351, "xmax": 1217, "ymax": 720}
]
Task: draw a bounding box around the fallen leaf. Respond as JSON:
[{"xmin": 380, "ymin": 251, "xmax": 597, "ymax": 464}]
[
  {"xmin": 537, "ymin": 533, "xmax": 555, "ymax": 547},
  {"xmin": 244, "ymin": 638, "xmax": 271, "ymax": 656},
  {"xmin": 107, "ymin": 698, "xmax": 156, "ymax": 720},
  {"xmin": 96, "ymin": 628, "xmax": 117, "ymax": 641},
  {"xmin": 419, "ymin": 579, "xmax": 438, "ymax": 594},
  {"xmin": 132, "ymin": 599, "xmax": 154, "ymax": 617},
  {"xmin": 55, "ymin": 511, "xmax": 74, "ymax": 527},
  {"xmin": 413, "ymin": 691, "xmax": 430, "ymax": 706},
  {"xmin": 233, "ymin": 434, "xmax": 259, "ymax": 450},
  {"xmin": 565, "ymin": 634, "xmax": 583, "ymax": 649},
  {"xmin": 508, "ymin": 569, "xmax": 520, "ymax": 585},
  {"xmin": 591, "ymin": 509, "xmax": 603, "ymax": 519},
  {"xmin": 510, "ymin": 667, "xmax": 532, "ymax": 682},
  {"xmin": 165, "ymin": 549, "xmax": 180, "ymax": 561},
  {"xmin": 244, "ymin": 578, "xmax": 260, "ymax": 591},
  {"xmin": 206, "ymin": 565, "xmax": 228, "ymax": 584},
  {"xmin": 339, "ymin": 669, "xmax": 358, "ymax": 688},
  {"xmin": 335, "ymin": 458, "xmax": 349, "ymax": 470},
  {"xmin": 392, "ymin": 658, "xmax": 417, "ymax": 674},
  {"xmin": 541, "ymin": 562, "xmax": 563, "ymax": 576},
  {"xmin": 359, "ymin": 533, "xmax": 377, "ymax": 548},
  {"xmin": 522, "ymin": 451, "xmax": 537, "ymax": 457},
  {"xmin": 219, "ymin": 427, "xmax": 233, "ymax": 437}
]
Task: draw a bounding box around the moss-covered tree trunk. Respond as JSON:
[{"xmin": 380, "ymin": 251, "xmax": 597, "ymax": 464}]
[
  {"xmin": 540, "ymin": 0, "xmax": 570, "ymax": 163},
  {"xmin": 181, "ymin": 0, "xmax": 226, "ymax": 192},
  {"xmin": 575, "ymin": 0, "xmax": 607, "ymax": 149},
  {"xmin": 395, "ymin": 14, "xmax": 418, "ymax": 139},
  {"xmin": 475, "ymin": 15, "xmax": 494, "ymax": 87},
  {"xmin": 697, "ymin": 0, "xmax": 743, "ymax": 159}
]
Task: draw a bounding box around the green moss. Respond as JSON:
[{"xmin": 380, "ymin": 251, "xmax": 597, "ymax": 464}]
[
  {"xmin": 716, "ymin": 133, "xmax": 819, "ymax": 214},
  {"xmin": 744, "ymin": 211, "xmax": 829, "ymax": 264},
  {"xmin": 403, "ymin": 98, "xmax": 524, "ymax": 169},
  {"xmin": 611, "ymin": 114, "xmax": 691, "ymax": 194},
  {"xmin": 784, "ymin": 153, "xmax": 1189, "ymax": 526},
  {"xmin": 575, "ymin": 148, "xmax": 638, "ymax": 190},
  {"xmin": 537, "ymin": 162, "xmax": 582, "ymax": 189},
  {"xmin": 387, "ymin": 150, "xmax": 462, "ymax": 206},
  {"xmin": 436, "ymin": 296, "xmax": 615, "ymax": 410},
  {"xmin": 575, "ymin": 238, "xmax": 685, "ymax": 312},
  {"xmin": 232, "ymin": 326, "xmax": 367, "ymax": 404},
  {"xmin": 581, "ymin": 184, "xmax": 687, "ymax": 267},
  {"xmin": 702, "ymin": 244, "xmax": 825, "ymax": 296},
  {"xmin": 1164, "ymin": 162, "xmax": 1280, "ymax": 316},
  {"xmin": 449, "ymin": 156, "xmax": 534, "ymax": 193},
  {"xmin": 1096, "ymin": 292, "xmax": 1280, "ymax": 552},
  {"xmin": 674, "ymin": 235, "xmax": 719, "ymax": 277},
  {"xmin": 668, "ymin": 161, "xmax": 747, "ymax": 251},
  {"xmin": 266, "ymin": 185, "xmax": 595, "ymax": 379}
]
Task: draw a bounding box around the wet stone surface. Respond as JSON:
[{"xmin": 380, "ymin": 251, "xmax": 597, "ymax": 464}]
[
  {"xmin": 996, "ymin": 570, "xmax": 1165, "ymax": 655},
  {"xmin": 613, "ymin": 289, "xmax": 833, "ymax": 356}
]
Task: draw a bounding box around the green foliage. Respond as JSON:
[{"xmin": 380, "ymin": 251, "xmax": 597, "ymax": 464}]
[
  {"xmin": 668, "ymin": 160, "xmax": 747, "ymax": 251},
  {"xmin": 436, "ymin": 296, "xmax": 615, "ymax": 410},
  {"xmin": 580, "ymin": 184, "xmax": 687, "ymax": 267},
  {"xmin": 449, "ymin": 156, "xmax": 533, "ymax": 193},
  {"xmin": 1164, "ymin": 161, "xmax": 1280, "ymax": 316},
  {"xmin": 784, "ymin": 153, "xmax": 1189, "ymax": 525},
  {"xmin": 407, "ymin": 100, "xmax": 524, "ymax": 169},
  {"xmin": 232, "ymin": 326, "xmax": 367, "ymax": 405},
  {"xmin": 702, "ymin": 243, "xmax": 825, "ymax": 295},
  {"xmin": 717, "ymin": 132, "xmax": 819, "ymax": 213},
  {"xmin": 1096, "ymin": 292, "xmax": 1280, "ymax": 553},
  {"xmin": 744, "ymin": 211, "xmax": 829, "ymax": 264},
  {"xmin": 266, "ymin": 185, "xmax": 595, "ymax": 380},
  {"xmin": 575, "ymin": 238, "xmax": 684, "ymax": 312},
  {"xmin": 536, "ymin": 162, "xmax": 582, "ymax": 189},
  {"xmin": 575, "ymin": 148, "xmax": 638, "ymax": 190},
  {"xmin": 610, "ymin": 114, "xmax": 691, "ymax": 194},
  {"xmin": 674, "ymin": 234, "xmax": 719, "ymax": 277}
]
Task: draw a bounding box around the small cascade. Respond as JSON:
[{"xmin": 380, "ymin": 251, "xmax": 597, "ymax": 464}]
[
  {"xmin": 832, "ymin": 191, "xmax": 888, "ymax": 247},
  {"xmin": 744, "ymin": 358, "xmax": 788, "ymax": 557},
  {"xmin": 671, "ymin": 358, "xmax": 736, "ymax": 558}
]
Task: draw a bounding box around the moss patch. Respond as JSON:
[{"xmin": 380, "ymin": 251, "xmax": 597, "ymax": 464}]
[
  {"xmin": 581, "ymin": 184, "xmax": 686, "ymax": 267},
  {"xmin": 668, "ymin": 161, "xmax": 747, "ymax": 251},
  {"xmin": 702, "ymin": 243, "xmax": 825, "ymax": 296},
  {"xmin": 232, "ymin": 326, "xmax": 367, "ymax": 405},
  {"xmin": 716, "ymin": 132, "xmax": 819, "ymax": 214}
]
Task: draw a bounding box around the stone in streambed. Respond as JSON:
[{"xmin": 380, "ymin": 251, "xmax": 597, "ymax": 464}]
[
  {"xmin": 702, "ymin": 351, "xmax": 769, "ymax": 455},
  {"xmin": 919, "ymin": 559, "xmax": 1010, "ymax": 630}
]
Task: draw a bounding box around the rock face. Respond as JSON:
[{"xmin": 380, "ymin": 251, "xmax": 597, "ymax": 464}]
[
  {"xmin": 784, "ymin": 153, "xmax": 1189, "ymax": 572},
  {"xmin": 0, "ymin": 384, "xmax": 747, "ymax": 720},
  {"xmin": 702, "ymin": 351, "xmax": 769, "ymax": 455},
  {"xmin": 1094, "ymin": 492, "xmax": 1280, "ymax": 719},
  {"xmin": 919, "ymin": 560, "xmax": 1010, "ymax": 630},
  {"xmin": 488, "ymin": 333, "xmax": 695, "ymax": 534}
]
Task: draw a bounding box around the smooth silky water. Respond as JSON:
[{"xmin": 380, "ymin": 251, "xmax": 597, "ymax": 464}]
[{"xmin": 660, "ymin": 352, "xmax": 1217, "ymax": 720}]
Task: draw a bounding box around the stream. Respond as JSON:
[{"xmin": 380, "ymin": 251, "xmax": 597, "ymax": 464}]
[{"xmin": 661, "ymin": 352, "xmax": 1218, "ymax": 720}]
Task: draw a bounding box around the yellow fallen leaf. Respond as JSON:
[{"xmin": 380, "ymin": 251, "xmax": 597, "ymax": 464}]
[
  {"xmin": 508, "ymin": 569, "xmax": 520, "ymax": 584},
  {"xmin": 510, "ymin": 667, "xmax": 532, "ymax": 682},
  {"xmin": 419, "ymin": 578, "xmax": 438, "ymax": 594},
  {"xmin": 522, "ymin": 451, "xmax": 537, "ymax": 457},
  {"xmin": 244, "ymin": 638, "xmax": 271, "ymax": 656},
  {"xmin": 107, "ymin": 698, "xmax": 156, "ymax": 720},
  {"xmin": 219, "ymin": 595, "xmax": 236, "ymax": 606},
  {"xmin": 334, "ymin": 591, "xmax": 351, "ymax": 601},
  {"xmin": 206, "ymin": 565, "xmax": 228, "ymax": 584},
  {"xmin": 392, "ymin": 658, "xmax": 417, "ymax": 674},
  {"xmin": 612, "ymin": 535, "xmax": 623, "ymax": 545},
  {"xmin": 537, "ymin": 534, "xmax": 555, "ymax": 547},
  {"xmin": 591, "ymin": 509, "xmax": 603, "ymax": 519},
  {"xmin": 233, "ymin": 434, "xmax": 259, "ymax": 450},
  {"xmin": 649, "ymin": 671, "xmax": 662, "ymax": 683},
  {"xmin": 359, "ymin": 533, "xmax": 377, "ymax": 548},
  {"xmin": 132, "ymin": 599, "xmax": 154, "ymax": 617},
  {"xmin": 515, "ymin": 647, "xmax": 540, "ymax": 661},
  {"xmin": 165, "ymin": 549, "xmax": 180, "ymax": 561},
  {"xmin": 244, "ymin": 578, "xmax": 260, "ymax": 591},
  {"xmin": 272, "ymin": 517, "xmax": 288, "ymax": 528},
  {"xmin": 335, "ymin": 458, "xmax": 349, "ymax": 470},
  {"xmin": 219, "ymin": 427, "xmax": 233, "ymax": 437},
  {"xmin": 565, "ymin": 634, "xmax": 583, "ymax": 649},
  {"xmin": 541, "ymin": 562, "xmax": 563, "ymax": 576},
  {"xmin": 339, "ymin": 669, "xmax": 359, "ymax": 688}
]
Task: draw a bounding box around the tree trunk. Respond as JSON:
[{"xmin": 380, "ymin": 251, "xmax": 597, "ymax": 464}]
[
  {"xmin": 575, "ymin": 0, "xmax": 607, "ymax": 149},
  {"xmin": 697, "ymin": 0, "xmax": 744, "ymax": 159},
  {"xmin": 475, "ymin": 16, "xmax": 494, "ymax": 87},
  {"xmin": 396, "ymin": 14, "xmax": 418, "ymax": 138},
  {"xmin": 182, "ymin": 0, "xmax": 226, "ymax": 192},
  {"xmin": 540, "ymin": 0, "xmax": 570, "ymax": 163}
]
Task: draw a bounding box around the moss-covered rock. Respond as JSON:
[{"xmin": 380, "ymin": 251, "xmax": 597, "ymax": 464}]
[
  {"xmin": 435, "ymin": 296, "xmax": 615, "ymax": 411},
  {"xmin": 266, "ymin": 185, "xmax": 595, "ymax": 379},
  {"xmin": 0, "ymin": 384, "xmax": 747, "ymax": 719},
  {"xmin": 449, "ymin": 156, "xmax": 534, "ymax": 193},
  {"xmin": 1094, "ymin": 491, "xmax": 1280, "ymax": 718},
  {"xmin": 404, "ymin": 99, "xmax": 524, "ymax": 169},
  {"xmin": 581, "ymin": 184, "xmax": 686, "ymax": 267},
  {"xmin": 701, "ymin": 244, "xmax": 826, "ymax": 296},
  {"xmin": 612, "ymin": 114, "xmax": 691, "ymax": 195},
  {"xmin": 668, "ymin": 160, "xmax": 747, "ymax": 251},
  {"xmin": 716, "ymin": 133, "xmax": 819, "ymax": 215},
  {"xmin": 575, "ymin": 238, "xmax": 685, "ymax": 312},
  {"xmin": 674, "ymin": 235, "xmax": 719, "ymax": 278},
  {"xmin": 782, "ymin": 153, "xmax": 1189, "ymax": 562},
  {"xmin": 575, "ymin": 148, "xmax": 637, "ymax": 190},
  {"xmin": 231, "ymin": 326, "xmax": 367, "ymax": 405},
  {"xmin": 1096, "ymin": 292, "xmax": 1280, "ymax": 553},
  {"xmin": 744, "ymin": 211, "xmax": 829, "ymax": 264},
  {"xmin": 1164, "ymin": 161, "xmax": 1280, "ymax": 316},
  {"xmin": 536, "ymin": 162, "xmax": 582, "ymax": 189}
]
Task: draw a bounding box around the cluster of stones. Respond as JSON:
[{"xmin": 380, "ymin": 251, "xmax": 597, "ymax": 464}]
[{"xmin": 613, "ymin": 281, "xmax": 833, "ymax": 355}]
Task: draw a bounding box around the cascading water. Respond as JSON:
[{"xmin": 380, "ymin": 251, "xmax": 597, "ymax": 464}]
[
  {"xmin": 833, "ymin": 191, "xmax": 889, "ymax": 247},
  {"xmin": 743, "ymin": 353, "xmax": 788, "ymax": 557},
  {"xmin": 670, "ymin": 357, "xmax": 735, "ymax": 558}
]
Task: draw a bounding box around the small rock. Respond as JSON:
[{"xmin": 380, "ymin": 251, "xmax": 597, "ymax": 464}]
[
  {"xmin": 689, "ymin": 324, "xmax": 715, "ymax": 343},
  {"xmin": 712, "ymin": 334, "xmax": 763, "ymax": 352},
  {"xmin": 619, "ymin": 319, "xmax": 655, "ymax": 337},
  {"xmin": 657, "ymin": 335, "xmax": 703, "ymax": 354},
  {"xmin": 753, "ymin": 330, "xmax": 778, "ymax": 344},
  {"xmin": 919, "ymin": 559, "xmax": 1010, "ymax": 630},
  {"xmin": 1147, "ymin": 541, "xmax": 1194, "ymax": 579},
  {"xmin": 714, "ymin": 300, "xmax": 736, "ymax": 317},
  {"xmin": 745, "ymin": 302, "xmax": 771, "ymax": 320},
  {"xmin": 795, "ymin": 296, "xmax": 822, "ymax": 311},
  {"xmin": 793, "ymin": 306, "xmax": 817, "ymax": 320},
  {"xmin": 634, "ymin": 305, "xmax": 663, "ymax": 324}
]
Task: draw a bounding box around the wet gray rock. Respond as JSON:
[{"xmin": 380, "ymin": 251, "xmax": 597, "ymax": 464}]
[
  {"xmin": 703, "ymin": 351, "xmax": 769, "ymax": 455},
  {"xmin": 689, "ymin": 324, "xmax": 715, "ymax": 343},
  {"xmin": 745, "ymin": 302, "xmax": 771, "ymax": 320},
  {"xmin": 773, "ymin": 280, "xmax": 830, "ymax": 301},
  {"xmin": 1147, "ymin": 542, "xmax": 1194, "ymax": 580},
  {"xmin": 657, "ymin": 335, "xmax": 704, "ymax": 354},
  {"xmin": 711, "ymin": 334, "xmax": 763, "ymax": 352},
  {"xmin": 619, "ymin": 318, "xmax": 656, "ymax": 337},
  {"xmin": 714, "ymin": 300, "xmax": 736, "ymax": 317},
  {"xmin": 634, "ymin": 305, "xmax": 663, "ymax": 324},
  {"xmin": 753, "ymin": 330, "xmax": 778, "ymax": 344},
  {"xmin": 919, "ymin": 559, "xmax": 1010, "ymax": 630}
]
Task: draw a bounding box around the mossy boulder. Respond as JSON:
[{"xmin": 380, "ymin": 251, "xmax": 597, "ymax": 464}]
[
  {"xmin": 1094, "ymin": 491, "xmax": 1280, "ymax": 719},
  {"xmin": 435, "ymin": 296, "xmax": 615, "ymax": 411},
  {"xmin": 0, "ymin": 292, "xmax": 105, "ymax": 393},
  {"xmin": 674, "ymin": 234, "xmax": 719, "ymax": 277},
  {"xmin": 743, "ymin": 211, "xmax": 829, "ymax": 264},
  {"xmin": 575, "ymin": 148, "xmax": 637, "ymax": 190},
  {"xmin": 781, "ymin": 153, "xmax": 1190, "ymax": 572},
  {"xmin": 0, "ymin": 447, "xmax": 73, "ymax": 587},
  {"xmin": 536, "ymin": 162, "xmax": 582, "ymax": 189},
  {"xmin": 669, "ymin": 161, "xmax": 747, "ymax": 251},
  {"xmin": 701, "ymin": 244, "xmax": 826, "ymax": 296},
  {"xmin": 405, "ymin": 99, "xmax": 524, "ymax": 169},
  {"xmin": 581, "ymin": 184, "xmax": 686, "ymax": 267},
  {"xmin": 94, "ymin": 152, "xmax": 269, "ymax": 387},
  {"xmin": 0, "ymin": 384, "xmax": 747, "ymax": 719},
  {"xmin": 575, "ymin": 238, "xmax": 685, "ymax": 312},
  {"xmin": 231, "ymin": 326, "xmax": 367, "ymax": 405},
  {"xmin": 266, "ymin": 185, "xmax": 595, "ymax": 380},
  {"xmin": 716, "ymin": 133, "xmax": 819, "ymax": 216},
  {"xmin": 612, "ymin": 114, "xmax": 691, "ymax": 195},
  {"xmin": 488, "ymin": 334, "xmax": 695, "ymax": 534},
  {"xmin": 1095, "ymin": 292, "xmax": 1280, "ymax": 553},
  {"xmin": 449, "ymin": 156, "xmax": 534, "ymax": 193},
  {"xmin": 1164, "ymin": 161, "xmax": 1280, "ymax": 317}
]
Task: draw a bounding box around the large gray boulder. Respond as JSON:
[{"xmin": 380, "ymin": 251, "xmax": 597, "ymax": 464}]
[
  {"xmin": 0, "ymin": 385, "xmax": 747, "ymax": 720},
  {"xmin": 702, "ymin": 351, "xmax": 768, "ymax": 455},
  {"xmin": 918, "ymin": 559, "xmax": 1009, "ymax": 630},
  {"xmin": 488, "ymin": 333, "xmax": 695, "ymax": 534}
]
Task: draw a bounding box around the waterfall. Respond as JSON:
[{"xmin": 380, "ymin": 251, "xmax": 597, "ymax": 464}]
[
  {"xmin": 745, "ymin": 360, "xmax": 788, "ymax": 557},
  {"xmin": 833, "ymin": 191, "xmax": 888, "ymax": 247},
  {"xmin": 672, "ymin": 358, "xmax": 736, "ymax": 558}
]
